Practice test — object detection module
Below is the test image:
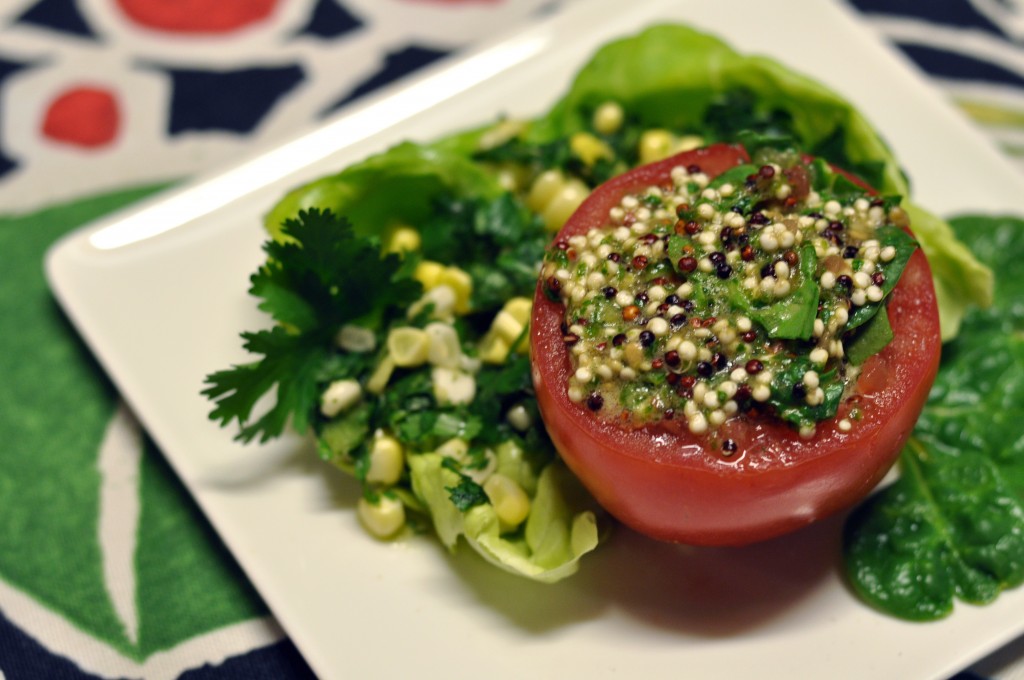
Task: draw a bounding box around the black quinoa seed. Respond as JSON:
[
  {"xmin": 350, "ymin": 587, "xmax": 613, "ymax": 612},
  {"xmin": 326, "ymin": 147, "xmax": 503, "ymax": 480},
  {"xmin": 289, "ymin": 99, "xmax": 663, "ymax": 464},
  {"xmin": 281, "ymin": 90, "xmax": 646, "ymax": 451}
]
[
  {"xmin": 603, "ymin": 286, "xmax": 617, "ymax": 299},
  {"xmin": 612, "ymin": 333, "xmax": 627, "ymax": 347},
  {"xmin": 745, "ymin": 359, "xmax": 764, "ymax": 374},
  {"xmin": 722, "ymin": 438, "xmax": 738, "ymax": 453},
  {"xmin": 716, "ymin": 263, "xmax": 733, "ymax": 279},
  {"xmin": 639, "ymin": 330, "xmax": 655, "ymax": 347},
  {"xmin": 792, "ymin": 383, "xmax": 807, "ymax": 400},
  {"xmin": 670, "ymin": 313, "xmax": 687, "ymax": 328},
  {"xmin": 665, "ymin": 350, "xmax": 681, "ymax": 367},
  {"xmin": 586, "ymin": 393, "xmax": 604, "ymax": 411},
  {"xmin": 696, "ymin": 361, "xmax": 714, "ymax": 377},
  {"xmin": 836, "ymin": 274, "xmax": 853, "ymax": 290}
]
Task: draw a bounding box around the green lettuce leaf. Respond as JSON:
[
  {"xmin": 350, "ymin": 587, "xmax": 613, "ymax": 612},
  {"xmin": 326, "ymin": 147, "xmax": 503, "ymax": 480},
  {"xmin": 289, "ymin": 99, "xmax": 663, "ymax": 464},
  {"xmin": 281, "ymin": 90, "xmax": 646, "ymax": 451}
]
[
  {"xmin": 264, "ymin": 141, "xmax": 503, "ymax": 241},
  {"xmin": 409, "ymin": 453, "xmax": 600, "ymax": 583}
]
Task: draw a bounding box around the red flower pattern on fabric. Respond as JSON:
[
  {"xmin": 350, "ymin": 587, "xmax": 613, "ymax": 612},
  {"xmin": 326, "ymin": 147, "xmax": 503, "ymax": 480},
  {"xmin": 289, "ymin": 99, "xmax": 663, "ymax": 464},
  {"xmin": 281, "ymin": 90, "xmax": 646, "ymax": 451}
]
[
  {"xmin": 41, "ymin": 86, "xmax": 120, "ymax": 148},
  {"xmin": 114, "ymin": 0, "xmax": 280, "ymax": 33}
]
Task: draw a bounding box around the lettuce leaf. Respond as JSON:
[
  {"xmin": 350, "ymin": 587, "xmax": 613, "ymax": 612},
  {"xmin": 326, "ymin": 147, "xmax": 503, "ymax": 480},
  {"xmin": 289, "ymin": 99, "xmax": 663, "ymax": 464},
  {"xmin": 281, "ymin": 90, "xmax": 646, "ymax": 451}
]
[
  {"xmin": 409, "ymin": 453, "xmax": 600, "ymax": 582},
  {"xmin": 264, "ymin": 141, "xmax": 503, "ymax": 241},
  {"xmin": 529, "ymin": 23, "xmax": 992, "ymax": 340}
]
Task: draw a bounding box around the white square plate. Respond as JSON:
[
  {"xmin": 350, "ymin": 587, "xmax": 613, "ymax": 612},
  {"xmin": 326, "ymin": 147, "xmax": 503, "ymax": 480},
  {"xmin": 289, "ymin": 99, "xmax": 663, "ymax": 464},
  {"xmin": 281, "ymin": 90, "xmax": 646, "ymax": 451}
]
[{"xmin": 46, "ymin": 1, "xmax": 1024, "ymax": 677}]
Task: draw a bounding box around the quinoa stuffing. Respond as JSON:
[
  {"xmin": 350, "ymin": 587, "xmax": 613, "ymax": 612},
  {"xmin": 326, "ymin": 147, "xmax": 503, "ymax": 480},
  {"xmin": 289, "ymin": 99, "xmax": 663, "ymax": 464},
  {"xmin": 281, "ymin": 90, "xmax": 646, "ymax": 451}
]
[{"xmin": 541, "ymin": 149, "xmax": 918, "ymax": 442}]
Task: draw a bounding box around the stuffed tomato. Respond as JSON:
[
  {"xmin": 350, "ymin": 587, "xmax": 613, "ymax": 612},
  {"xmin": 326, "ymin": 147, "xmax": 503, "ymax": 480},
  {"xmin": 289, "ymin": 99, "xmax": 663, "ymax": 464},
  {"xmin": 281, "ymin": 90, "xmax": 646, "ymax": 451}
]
[{"xmin": 531, "ymin": 143, "xmax": 940, "ymax": 546}]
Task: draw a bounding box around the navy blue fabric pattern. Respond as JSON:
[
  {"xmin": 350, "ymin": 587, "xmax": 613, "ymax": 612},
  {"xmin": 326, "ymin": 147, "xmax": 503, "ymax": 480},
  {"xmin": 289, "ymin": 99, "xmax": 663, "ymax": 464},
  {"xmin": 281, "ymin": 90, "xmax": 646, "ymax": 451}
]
[
  {"xmin": 12, "ymin": 0, "xmax": 96, "ymax": 38},
  {"xmin": 178, "ymin": 640, "xmax": 317, "ymax": 680},
  {"xmin": 160, "ymin": 65, "xmax": 306, "ymax": 135},
  {"xmin": 295, "ymin": 0, "xmax": 364, "ymax": 40},
  {"xmin": 847, "ymin": 0, "xmax": 1008, "ymax": 40},
  {"xmin": 324, "ymin": 44, "xmax": 449, "ymax": 115},
  {"xmin": 0, "ymin": 606, "xmax": 122, "ymax": 680},
  {"xmin": 901, "ymin": 42, "xmax": 1024, "ymax": 88},
  {"xmin": 0, "ymin": 58, "xmax": 29, "ymax": 179}
]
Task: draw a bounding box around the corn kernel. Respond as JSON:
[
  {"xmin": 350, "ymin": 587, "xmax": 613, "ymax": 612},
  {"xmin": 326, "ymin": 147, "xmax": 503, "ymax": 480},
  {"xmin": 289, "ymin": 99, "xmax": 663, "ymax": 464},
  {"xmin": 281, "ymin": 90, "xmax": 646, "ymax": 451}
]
[
  {"xmin": 503, "ymin": 297, "xmax": 532, "ymax": 325},
  {"xmin": 540, "ymin": 180, "xmax": 589, "ymax": 231},
  {"xmin": 592, "ymin": 101, "xmax": 624, "ymax": 135},
  {"xmin": 570, "ymin": 132, "xmax": 613, "ymax": 166},
  {"xmin": 366, "ymin": 435, "xmax": 404, "ymax": 486},
  {"xmin": 432, "ymin": 366, "xmax": 476, "ymax": 405},
  {"xmin": 387, "ymin": 327, "xmax": 430, "ymax": 367},
  {"xmin": 414, "ymin": 260, "xmax": 445, "ymax": 289},
  {"xmin": 479, "ymin": 333, "xmax": 511, "ymax": 365},
  {"xmin": 483, "ymin": 473, "xmax": 530, "ymax": 528},
  {"xmin": 384, "ymin": 225, "xmax": 421, "ymax": 253},
  {"xmin": 320, "ymin": 379, "xmax": 361, "ymax": 418},
  {"xmin": 526, "ymin": 170, "xmax": 564, "ymax": 212},
  {"xmin": 638, "ymin": 129, "xmax": 674, "ymax": 164},
  {"xmin": 357, "ymin": 495, "xmax": 405, "ymax": 539},
  {"xmin": 437, "ymin": 266, "xmax": 473, "ymax": 314},
  {"xmin": 365, "ymin": 355, "xmax": 395, "ymax": 394}
]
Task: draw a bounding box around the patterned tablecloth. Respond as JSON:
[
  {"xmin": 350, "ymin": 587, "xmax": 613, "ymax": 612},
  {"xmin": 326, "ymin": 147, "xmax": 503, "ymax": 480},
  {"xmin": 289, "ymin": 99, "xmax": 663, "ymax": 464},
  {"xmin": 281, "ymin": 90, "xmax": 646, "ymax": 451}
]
[{"xmin": 0, "ymin": 1, "xmax": 1022, "ymax": 678}]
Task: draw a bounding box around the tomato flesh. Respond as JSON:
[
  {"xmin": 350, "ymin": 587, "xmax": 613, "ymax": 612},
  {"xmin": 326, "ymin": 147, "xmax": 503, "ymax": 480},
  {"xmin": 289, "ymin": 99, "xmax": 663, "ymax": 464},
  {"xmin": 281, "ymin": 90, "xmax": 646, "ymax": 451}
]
[{"xmin": 530, "ymin": 144, "xmax": 941, "ymax": 546}]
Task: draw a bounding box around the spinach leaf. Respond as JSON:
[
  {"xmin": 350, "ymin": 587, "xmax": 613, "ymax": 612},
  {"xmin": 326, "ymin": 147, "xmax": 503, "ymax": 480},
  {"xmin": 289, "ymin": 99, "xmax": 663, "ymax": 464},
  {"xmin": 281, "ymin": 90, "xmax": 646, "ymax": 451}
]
[
  {"xmin": 731, "ymin": 243, "xmax": 820, "ymax": 340},
  {"xmin": 766, "ymin": 358, "xmax": 843, "ymax": 429},
  {"xmin": 843, "ymin": 215, "xmax": 1024, "ymax": 620},
  {"xmin": 845, "ymin": 305, "xmax": 894, "ymax": 366},
  {"xmin": 846, "ymin": 226, "xmax": 917, "ymax": 331}
]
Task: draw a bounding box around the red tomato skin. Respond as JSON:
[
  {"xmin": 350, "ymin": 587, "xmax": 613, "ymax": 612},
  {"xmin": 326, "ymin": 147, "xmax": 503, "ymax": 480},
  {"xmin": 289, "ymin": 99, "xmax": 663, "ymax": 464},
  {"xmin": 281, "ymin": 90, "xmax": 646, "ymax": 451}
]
[{"xmin": 531, "ymin": 145, "xmax": 941, "ymax": 546}]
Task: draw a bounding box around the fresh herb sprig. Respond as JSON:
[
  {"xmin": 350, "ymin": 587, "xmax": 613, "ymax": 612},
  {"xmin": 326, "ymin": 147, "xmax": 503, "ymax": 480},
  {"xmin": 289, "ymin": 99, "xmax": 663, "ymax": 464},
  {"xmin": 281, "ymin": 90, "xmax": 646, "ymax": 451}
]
[{"xmin": 202, "ymin": 208, "xmax": 422, "ymax": 443}]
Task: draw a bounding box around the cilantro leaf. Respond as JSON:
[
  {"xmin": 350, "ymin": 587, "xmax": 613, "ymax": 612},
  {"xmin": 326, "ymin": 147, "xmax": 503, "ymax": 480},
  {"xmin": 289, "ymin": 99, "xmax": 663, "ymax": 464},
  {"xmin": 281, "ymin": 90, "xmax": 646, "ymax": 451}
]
[
  {"xmin": 203, "ymin": 209, "xmax": 422, "ymax": 443},
  {"xmin": 442, "ymin": 458, "xmax": 488, "ymax": 511}
]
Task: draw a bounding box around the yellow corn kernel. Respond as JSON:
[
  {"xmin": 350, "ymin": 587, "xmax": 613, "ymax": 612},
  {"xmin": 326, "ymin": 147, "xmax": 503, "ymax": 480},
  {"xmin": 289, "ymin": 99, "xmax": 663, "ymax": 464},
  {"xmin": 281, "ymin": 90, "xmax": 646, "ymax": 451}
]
[
  {"xmin": 319, "ymin": 379, "xmax": 362, "ymax": 418},
  {"xmin": 492, "ymin": 310, "xmax": 524, "ymax": 346},
  {"xmin": 384, "ymin": 225, "xmax": 421, "ymax": 253},
  {"xmin": 387, "ymin": 327, "xmax": 430, "ymax": 367},
  {"xmin": 437, "ymin": 266, "xmax": 472, "ymax": 315},
  {"xmin": 357, "ymin": 495, "xmax": 405, "ymax": 539},
  {"xmin": 424, "ymin": 322, "xmax": 461, "ymax": 368},
  {"xmin": 526, "ymin": 170, "xmax": 565, "ymax": 212},
  {"xmin": 477, "ymin": 118, "xmax": 526, "ymax": 150},
  {"xmin": 676, "ymin": 134, "xmax": 704, "ymax": 153},
  {"xmin": 432, "ymin": 366, "xmax": 476, "ymax": 405},
  {"xmin": 541, "ymin": 179, "xmax": 589, "ymax": 232},
  {"xmin": 366, "ymin": 435, "xmax": 404, "ymax": 486},
  {"xmin": 503, "ymin": 297, "xmax": 532, "ymax": 325},
  {"xmin": 483, "ymin": 473, "xmax": 530, "ymax": 528},
  {"xmin": 479, "ymin": 333, "xmax": 511, "ymax": 365},
  {"xmin": 436, "ymin": 437, "xmax": 469, "ymax": 460},
  {"xmin": 592, "ymin": 101, "xmax": 624, "ymax": 135},
  {"xmin": 414, "ymin": 260, "xmax": 445, "ymax": 289},
  {"xmin": 570, "ymin": 132, "xmax": 613, "ymax": 166},
  {"xmin": 638, "ymin": 129, "xmax": 675, "ymax": 164},
  {"xmin": 365, "ymin": 355, "xmax": 395, "ymax": 394}
]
